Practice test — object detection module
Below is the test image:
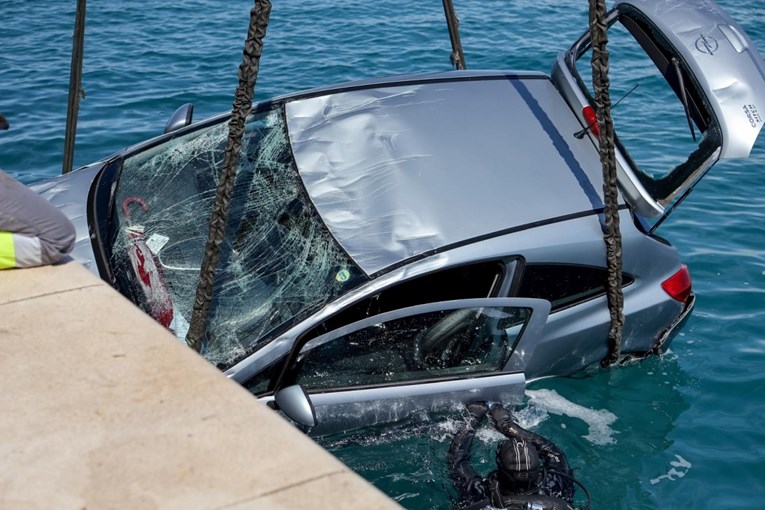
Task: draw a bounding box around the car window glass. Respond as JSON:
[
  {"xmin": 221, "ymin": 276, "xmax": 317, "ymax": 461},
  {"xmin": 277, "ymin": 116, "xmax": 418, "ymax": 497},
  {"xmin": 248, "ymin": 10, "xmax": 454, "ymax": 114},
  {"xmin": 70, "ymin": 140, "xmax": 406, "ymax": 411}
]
[
  {"xmin": 305, "ymin": 261, "xmax": 506, "ymax": 340},
  {"xmin": 294, "ymin": 305, "xmax": 530, "ymax": 390},
  {"xmin": 108, "ymin": 107, "xmax": 367, "ymax": 368},
  {"xmin": 244, "ymin": 358, "xmax": 282, "ymax": 396},
  {"xmin": 517, "ymin": 264, "xmax": 633, "ymax": 311},
  {"xmin": 574, "ymin": 20, "xmax": 717, "ymax": 205}
]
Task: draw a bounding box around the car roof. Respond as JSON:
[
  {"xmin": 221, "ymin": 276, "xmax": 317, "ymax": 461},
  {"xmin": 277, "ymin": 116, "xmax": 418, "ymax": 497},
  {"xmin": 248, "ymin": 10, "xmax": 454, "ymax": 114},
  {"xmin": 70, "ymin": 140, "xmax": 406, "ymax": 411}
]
[{"xmin": 285, "ymin": 72, "xmax": 610, "ymax": 276}]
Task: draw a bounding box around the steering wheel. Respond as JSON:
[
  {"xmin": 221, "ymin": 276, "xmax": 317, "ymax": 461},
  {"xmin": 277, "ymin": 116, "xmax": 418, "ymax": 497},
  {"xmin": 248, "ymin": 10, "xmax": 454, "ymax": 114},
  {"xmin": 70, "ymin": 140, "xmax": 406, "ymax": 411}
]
[{"xmin": 414, "ymin": 309, "xmax": 481, "ymax": 369}]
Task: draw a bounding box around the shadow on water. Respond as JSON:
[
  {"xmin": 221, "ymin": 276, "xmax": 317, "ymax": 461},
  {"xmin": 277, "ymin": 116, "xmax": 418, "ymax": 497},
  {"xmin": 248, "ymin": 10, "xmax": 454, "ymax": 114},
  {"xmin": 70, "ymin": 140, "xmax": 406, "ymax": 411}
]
[{"xmin": 315, "ymin": 354, "xmax": 693, "ymax": 510}]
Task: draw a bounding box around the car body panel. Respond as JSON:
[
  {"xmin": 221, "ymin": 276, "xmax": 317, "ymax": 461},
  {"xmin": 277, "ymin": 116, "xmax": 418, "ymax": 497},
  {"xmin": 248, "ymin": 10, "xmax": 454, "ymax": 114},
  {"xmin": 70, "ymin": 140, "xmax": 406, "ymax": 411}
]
[
  {"xmin": 262, "ymin": 297, "xmax": 549, "ymax": 432},
  {"xmin": 617, "ymin": 0, "xmax": 765, "ymax": 160},
  {"xmin": 29, "ymin": 161, "xmax": 105, "ymax": 274},
  {"xmin": 227, "ymin": 208, "xmax": 685, "ymax": 384},
  {"xmin": 287, "ymin": 74, "xmax": 609, "ymax": 275},
  {"xmin": 271, "ymin": 373, "xmax": 526, "ymax": 435}
]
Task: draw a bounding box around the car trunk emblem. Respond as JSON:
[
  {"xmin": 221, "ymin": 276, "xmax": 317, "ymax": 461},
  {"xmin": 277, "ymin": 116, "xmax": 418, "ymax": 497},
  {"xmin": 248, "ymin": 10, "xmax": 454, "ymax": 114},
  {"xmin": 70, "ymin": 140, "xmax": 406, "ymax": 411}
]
[{"xmin": 695, "ymin": 34, "xmax": 718, "ymax": 55}]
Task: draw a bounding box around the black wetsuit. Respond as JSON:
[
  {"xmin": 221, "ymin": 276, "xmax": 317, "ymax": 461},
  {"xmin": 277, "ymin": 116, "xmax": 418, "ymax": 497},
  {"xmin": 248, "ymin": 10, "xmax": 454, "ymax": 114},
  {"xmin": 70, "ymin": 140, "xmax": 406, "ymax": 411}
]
[{"xmin": 448, "ymin": 402, "xmax": 576, "ymax": 510}]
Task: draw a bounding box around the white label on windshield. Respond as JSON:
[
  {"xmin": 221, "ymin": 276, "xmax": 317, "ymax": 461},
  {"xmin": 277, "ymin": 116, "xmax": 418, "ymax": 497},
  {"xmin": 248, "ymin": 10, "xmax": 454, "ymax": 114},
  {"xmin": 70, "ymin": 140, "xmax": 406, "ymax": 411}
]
[{"xmin": 146, "ymin": 233, "xmax": 170, "ymax": 254}]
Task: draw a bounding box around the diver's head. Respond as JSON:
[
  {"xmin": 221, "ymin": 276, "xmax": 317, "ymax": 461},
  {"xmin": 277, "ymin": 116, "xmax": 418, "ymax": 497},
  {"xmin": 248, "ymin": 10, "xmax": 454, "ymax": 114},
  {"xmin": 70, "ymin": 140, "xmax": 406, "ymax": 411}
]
[{"xmin": 495, "ymin": 438, "xmax": 541, "ymax": 494}]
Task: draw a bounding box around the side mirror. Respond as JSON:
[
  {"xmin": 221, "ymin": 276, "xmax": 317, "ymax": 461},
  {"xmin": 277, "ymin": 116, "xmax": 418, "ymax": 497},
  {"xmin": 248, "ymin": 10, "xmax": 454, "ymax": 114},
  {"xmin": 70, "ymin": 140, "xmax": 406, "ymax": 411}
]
[
  {"xmin": 164, "ymin": 103, "xmax": 194, "ymax": 134},
  {"xmin": 274, "ymin": 385, "xmax": 317, "ymax": 427}
]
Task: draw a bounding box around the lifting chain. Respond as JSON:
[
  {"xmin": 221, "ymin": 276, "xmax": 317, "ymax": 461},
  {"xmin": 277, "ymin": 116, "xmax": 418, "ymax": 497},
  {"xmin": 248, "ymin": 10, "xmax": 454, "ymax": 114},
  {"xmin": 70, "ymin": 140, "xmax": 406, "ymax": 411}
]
[
  {"xmin": 588, "ymin": 0, "xmax": 624, "ymax": 366},
  {"xmin": 186, "ymin": 0, "xmax": 272, "ymax": 352}
]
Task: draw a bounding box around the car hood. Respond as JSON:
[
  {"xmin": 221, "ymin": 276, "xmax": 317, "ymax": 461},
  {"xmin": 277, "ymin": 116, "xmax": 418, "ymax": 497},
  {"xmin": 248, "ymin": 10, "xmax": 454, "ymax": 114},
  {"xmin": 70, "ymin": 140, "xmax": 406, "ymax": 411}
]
[{"xmin": 287, "ymin": 72, "xmax": 611, "ymax": 276}]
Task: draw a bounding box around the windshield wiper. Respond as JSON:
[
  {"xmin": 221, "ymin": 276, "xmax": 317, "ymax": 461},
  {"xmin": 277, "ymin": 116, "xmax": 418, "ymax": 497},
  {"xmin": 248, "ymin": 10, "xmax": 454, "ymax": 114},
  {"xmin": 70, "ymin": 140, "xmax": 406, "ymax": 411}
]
[{"xmin": 671, "ymin": 56, "xmax": 697, "ymax": 142}]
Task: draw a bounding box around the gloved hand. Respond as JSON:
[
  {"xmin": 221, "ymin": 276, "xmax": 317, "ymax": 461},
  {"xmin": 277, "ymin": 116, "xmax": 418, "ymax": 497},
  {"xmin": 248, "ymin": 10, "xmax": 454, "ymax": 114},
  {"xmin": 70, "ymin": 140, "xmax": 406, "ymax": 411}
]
[
  {"xmin": 490, "ymin": 402, "xmax": 514, "ymax": 421},
  {"xmin": 466, "ymin": 401, "xmax": 489, "ymax": 425}
]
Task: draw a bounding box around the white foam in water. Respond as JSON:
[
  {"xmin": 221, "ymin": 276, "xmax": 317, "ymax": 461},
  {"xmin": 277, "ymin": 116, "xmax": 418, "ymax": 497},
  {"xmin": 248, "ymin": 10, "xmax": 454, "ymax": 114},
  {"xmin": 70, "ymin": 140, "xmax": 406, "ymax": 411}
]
[
  {"xmin": 649, "ymin": 454, "xmax": 692, "ymax": 485},
  {"xmin": 525, "ymin": 389, "xmax": 618, "ymax": 446},
  {"xmin": 475, "ymin": 425, "xmax": 511, "ymax": 444}
]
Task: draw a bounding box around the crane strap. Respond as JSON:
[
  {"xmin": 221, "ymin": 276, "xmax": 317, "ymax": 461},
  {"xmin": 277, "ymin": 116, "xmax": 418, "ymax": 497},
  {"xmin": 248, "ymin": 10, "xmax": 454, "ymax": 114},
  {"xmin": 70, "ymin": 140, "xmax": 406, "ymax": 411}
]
[
  {"xmin": 588, "ymin": 0, "xmax": 625, "ymax": 367},
  {"xmin": 186, "ymin": 0, "xmax": 272, "ymax": 352}
]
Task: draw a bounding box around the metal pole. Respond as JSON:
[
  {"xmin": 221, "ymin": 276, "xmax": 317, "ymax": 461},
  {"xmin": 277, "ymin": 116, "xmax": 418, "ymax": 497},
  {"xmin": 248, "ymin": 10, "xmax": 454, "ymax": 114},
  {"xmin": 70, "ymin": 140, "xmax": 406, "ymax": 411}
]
[
  {"xmin": 62, "ymin": 0, "xmax": 87, "ymax": 175},
  {"xmin": 442, "ymin": 0, "xmax": 466, "ymax": 70}
]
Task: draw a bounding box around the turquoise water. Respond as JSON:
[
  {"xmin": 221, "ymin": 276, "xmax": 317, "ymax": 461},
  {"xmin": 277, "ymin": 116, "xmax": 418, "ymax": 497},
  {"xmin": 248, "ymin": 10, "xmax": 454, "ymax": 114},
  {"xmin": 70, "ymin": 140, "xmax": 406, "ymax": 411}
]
[{"xmin": 2, "ymin": 1, "xmax": 764, "ymax": 508}]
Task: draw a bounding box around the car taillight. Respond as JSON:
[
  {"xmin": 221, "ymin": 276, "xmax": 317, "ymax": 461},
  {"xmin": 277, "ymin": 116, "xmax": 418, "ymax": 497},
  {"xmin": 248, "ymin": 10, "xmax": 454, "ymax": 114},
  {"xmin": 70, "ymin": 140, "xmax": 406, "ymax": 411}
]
[
  {"xmin": 582, "ymin": 105, "xmax": 600, "ymax": 137},
  {"xmin": 662, "ymin": 264, "xmax": 692, "ymax": 303}
]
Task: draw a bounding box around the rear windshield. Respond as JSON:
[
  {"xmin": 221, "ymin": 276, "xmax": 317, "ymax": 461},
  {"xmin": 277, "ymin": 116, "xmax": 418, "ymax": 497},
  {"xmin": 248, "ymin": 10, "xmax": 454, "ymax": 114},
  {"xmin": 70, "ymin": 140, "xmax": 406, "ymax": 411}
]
[
  {"xmin": 572, "ymin": 14, "xmax": 721, "ymax": 208},
  {"xmin": 106, "ymin": 106, "xmax": 367, "ymax": 368}
]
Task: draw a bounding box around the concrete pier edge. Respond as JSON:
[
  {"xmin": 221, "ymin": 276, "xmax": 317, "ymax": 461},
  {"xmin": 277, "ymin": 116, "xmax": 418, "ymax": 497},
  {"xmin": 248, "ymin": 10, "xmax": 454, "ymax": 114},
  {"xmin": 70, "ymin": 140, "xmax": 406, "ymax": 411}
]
[{"xmin": 0, "ymin": 261, "xmax": 400, "ymax": 509}]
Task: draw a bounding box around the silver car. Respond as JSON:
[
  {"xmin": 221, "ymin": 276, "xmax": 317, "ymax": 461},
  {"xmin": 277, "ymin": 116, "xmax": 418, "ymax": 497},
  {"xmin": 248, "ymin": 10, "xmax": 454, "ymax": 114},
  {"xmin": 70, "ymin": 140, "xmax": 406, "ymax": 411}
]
[{"xmin": 34, "ymin": 0, "xmax": 765, "ymax": 431}]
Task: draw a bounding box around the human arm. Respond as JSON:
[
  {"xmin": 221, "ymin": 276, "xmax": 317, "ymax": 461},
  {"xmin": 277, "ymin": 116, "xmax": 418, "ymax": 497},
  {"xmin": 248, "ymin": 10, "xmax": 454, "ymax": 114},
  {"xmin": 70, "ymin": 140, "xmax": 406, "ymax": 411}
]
[
  {"xmin": 0, "ymin": 170, "xmax": 75, "ymax": 269},
  {"xmin": 447, "ymin": 401, "xmax": 490, "ymax": 506}
]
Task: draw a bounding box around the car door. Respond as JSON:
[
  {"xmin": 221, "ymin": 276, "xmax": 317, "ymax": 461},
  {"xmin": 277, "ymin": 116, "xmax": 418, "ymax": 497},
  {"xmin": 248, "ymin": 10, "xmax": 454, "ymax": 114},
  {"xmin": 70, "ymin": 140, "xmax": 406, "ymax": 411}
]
[
  {"xmin": 265, "ymin": 297, "xmax": 550, "ymax": 434},
  {"xmin": 552, "ymin": 0, "xmax": 765, "ymax": 230}
]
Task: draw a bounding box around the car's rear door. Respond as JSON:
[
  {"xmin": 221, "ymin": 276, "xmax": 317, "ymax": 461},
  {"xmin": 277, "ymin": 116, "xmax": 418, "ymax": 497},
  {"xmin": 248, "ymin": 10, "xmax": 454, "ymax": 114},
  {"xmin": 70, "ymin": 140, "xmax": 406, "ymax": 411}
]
[
  {"xmin": 269, "ymin": 297, "xmax": 550, "ymax": 434},
  {"xmin": 552, "ymin": 0, "xmax": 765, "ymax": 229}
]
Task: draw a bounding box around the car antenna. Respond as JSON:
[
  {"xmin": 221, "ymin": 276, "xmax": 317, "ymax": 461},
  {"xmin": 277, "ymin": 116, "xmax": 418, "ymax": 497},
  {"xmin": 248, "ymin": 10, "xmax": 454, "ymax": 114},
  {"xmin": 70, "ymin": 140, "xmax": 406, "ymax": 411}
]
[
  {"xmin": 186, "ymin": 0, "xmax": 272, "ymax": 352},
  {"xmin": 671, "ymin": 56, "xmax": 697, "ymax": 142},
  {"xmin": 442, "ymin": 0, "xmax": 467, "ymax": 70},
  {"xmin": 574, "ymin": 82, "xmax": 639, "ymax": 139}
]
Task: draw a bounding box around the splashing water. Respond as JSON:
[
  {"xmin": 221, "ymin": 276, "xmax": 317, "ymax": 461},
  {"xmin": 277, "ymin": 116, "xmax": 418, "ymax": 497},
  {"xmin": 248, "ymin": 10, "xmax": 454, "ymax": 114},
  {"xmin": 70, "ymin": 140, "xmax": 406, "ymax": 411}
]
[{"xmin": 525, "ymin": 389, "xmax": 618, "ymax": 446}]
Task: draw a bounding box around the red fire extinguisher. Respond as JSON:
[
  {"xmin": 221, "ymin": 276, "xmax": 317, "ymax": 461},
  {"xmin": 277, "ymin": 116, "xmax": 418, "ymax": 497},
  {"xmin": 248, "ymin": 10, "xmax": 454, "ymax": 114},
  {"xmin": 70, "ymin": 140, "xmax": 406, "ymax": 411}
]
[{"xmin": 121, "ymin": 197, "xmax": 174, "ymax": 328}]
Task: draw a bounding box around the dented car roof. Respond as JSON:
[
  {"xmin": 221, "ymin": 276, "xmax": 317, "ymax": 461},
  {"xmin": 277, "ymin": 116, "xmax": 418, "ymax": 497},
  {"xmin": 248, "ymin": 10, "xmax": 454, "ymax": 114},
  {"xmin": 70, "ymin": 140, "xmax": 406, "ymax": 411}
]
[{"xmin": 287, "ymin": 72, "xmax": 610, "ymax": 275}]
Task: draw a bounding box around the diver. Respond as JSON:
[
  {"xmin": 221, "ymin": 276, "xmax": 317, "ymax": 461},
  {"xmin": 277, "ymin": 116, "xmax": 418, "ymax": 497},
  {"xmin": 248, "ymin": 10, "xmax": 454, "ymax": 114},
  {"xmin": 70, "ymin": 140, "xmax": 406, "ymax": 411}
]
[{"xmin": 448, "ymin": 401, "xmax": 589, "ymax": 510}]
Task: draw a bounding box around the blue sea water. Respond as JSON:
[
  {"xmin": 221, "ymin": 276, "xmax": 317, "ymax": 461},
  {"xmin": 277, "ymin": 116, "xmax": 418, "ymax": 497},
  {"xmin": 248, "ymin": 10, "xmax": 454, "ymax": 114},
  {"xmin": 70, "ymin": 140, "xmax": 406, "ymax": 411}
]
[{"xmin": 1, "ymin": 1, "xmax": 764, "ymax": 508}]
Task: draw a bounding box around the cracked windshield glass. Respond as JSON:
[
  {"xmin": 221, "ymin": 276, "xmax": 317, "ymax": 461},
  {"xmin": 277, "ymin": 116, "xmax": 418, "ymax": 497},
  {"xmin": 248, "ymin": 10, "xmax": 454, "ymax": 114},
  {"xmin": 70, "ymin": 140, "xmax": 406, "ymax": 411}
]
[{"xmin": 108, "ymin": 107, "xmax": 367, "ymax": 367}]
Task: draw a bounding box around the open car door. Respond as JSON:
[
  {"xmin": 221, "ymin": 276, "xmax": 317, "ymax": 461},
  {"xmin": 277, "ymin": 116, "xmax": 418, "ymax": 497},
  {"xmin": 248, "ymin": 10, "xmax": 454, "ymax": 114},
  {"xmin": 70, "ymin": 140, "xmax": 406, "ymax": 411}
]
[
  {"xmin": 267, "ymin": 298, "xmax": 550, "ymax": 434},
  {"xmin": 552, "ymin": 0, "xmax": 765, "ymax": 230}
]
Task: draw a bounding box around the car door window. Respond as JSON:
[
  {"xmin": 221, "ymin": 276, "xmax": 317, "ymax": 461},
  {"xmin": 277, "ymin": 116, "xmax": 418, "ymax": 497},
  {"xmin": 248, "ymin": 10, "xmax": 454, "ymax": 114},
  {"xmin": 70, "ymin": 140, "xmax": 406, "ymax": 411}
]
[
  {"xmin": 291, "ymin": 302, "xmax": 532, "ymax": 391},
  {"xmin": 303, "ymin": 259, "xmax": 510, "ymax": 341},
  {"xmin": 517, "ymin": 264, "xmax": 634, "ymax": 312}
]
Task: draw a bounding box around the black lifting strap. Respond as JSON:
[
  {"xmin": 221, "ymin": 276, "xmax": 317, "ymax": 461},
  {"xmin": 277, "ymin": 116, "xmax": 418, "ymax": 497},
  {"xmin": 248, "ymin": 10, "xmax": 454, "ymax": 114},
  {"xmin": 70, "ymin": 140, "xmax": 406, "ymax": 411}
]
[
  {"xmin": 588, "ymin": 0, "xmax": 624, "ymax": 367},
  {"xmin": 186, "ymin": 0, "xmax": 272, "ymax": 352},
  {"xmin": 442, "ymin": 0, "xmax": 467, "ymax": 70},
  {"xmin": 62, "ymin": 0, "xmax": 87, "ymax": 175}
]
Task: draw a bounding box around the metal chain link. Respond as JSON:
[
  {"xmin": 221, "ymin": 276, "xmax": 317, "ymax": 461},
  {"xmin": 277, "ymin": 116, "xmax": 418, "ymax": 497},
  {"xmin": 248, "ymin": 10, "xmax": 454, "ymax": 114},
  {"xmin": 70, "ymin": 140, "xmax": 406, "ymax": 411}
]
[
  {"xmin": 186, "ymin": 0, "xmax": 272, "ymax": 352},
  {"xmin": 588, "ymin": 0, "xmax": 625, "ymax": 367}
]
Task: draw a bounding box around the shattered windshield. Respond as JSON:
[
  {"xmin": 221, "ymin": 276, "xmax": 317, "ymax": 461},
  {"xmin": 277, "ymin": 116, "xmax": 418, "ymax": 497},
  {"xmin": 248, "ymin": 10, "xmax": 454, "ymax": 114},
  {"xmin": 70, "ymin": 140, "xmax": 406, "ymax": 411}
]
[{"xmin": 107, "ymin": 106, "xmax": 367, "ymax": 368}]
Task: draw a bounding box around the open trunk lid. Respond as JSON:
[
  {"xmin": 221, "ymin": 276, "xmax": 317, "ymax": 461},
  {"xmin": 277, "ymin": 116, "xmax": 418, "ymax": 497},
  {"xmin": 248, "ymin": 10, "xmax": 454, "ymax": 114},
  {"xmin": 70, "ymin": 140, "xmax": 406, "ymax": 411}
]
[{"xmin": 553, "ymin": 0, "xmax": 765, "ymax": 227}]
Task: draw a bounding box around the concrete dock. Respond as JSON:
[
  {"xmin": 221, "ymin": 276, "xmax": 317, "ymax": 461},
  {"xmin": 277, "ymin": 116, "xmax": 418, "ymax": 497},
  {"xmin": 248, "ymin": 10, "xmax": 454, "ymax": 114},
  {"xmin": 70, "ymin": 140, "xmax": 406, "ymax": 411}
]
[{"xmin": 0, "ymin": 261, "xmax": 400, "ymax": 509}]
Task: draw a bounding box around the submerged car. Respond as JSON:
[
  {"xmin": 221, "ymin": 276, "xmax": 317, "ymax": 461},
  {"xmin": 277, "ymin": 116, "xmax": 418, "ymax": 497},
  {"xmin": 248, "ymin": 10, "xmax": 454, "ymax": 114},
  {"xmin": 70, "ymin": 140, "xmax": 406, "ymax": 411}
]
[{"xmin": 34, "ymin": 0, "xmax": 764, "ymax": 431}]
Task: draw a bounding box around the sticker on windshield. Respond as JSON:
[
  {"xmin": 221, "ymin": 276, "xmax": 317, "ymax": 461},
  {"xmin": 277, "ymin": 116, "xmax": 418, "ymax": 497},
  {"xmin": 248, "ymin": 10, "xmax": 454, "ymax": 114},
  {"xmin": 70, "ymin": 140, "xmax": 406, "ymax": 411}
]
[
  {"xmin": 146, "ymin": 233, "xmax": 170, "ymax": 254},
  {"xmin": 335, "ymin": 269, "xmax": 351, "ymax": 282}
]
